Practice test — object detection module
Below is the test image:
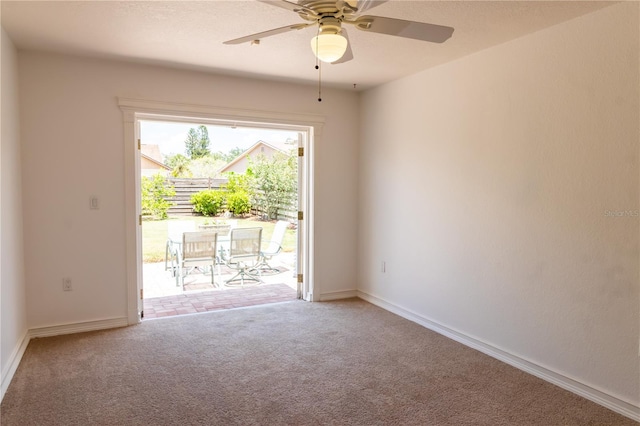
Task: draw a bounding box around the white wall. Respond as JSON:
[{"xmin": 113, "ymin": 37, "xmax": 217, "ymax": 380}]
[
  {"xmin": 1, "ymin": 28, "xmax": 27, "ymax": 397},
  {"xmin": 18, "ymin": 53, "xmax": 359, "ymax": 327},
  {"xmin": 358, "ymin": 2, "xmax": 639, "ymax": 406}
]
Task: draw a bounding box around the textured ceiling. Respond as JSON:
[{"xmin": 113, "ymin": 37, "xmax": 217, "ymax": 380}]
[{"xmin": 1, "ymin": 1, "xmax": 614, "ymax": 90}]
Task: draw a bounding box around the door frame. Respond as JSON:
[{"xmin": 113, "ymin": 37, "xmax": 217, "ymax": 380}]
[{"xmin": 119, "ymin": 98, "xmax": 324, "ymax": 324}]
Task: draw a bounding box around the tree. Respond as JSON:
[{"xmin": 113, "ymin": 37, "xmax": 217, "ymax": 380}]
[
  {"xmin": 184, "ymin": 128, "xmax": 199, "ymax": 158},
  {"xmin": 164, "ymin": 153, "xmax": 192, "ymax": 177},
  {"xmin": 188, "ymin": 156, "xmax": 227, "ymax": 178},
  {"xmin": 170, "ymin": 163, "xmax": 192, "ymax": 178},
  {"xmin": 248, "ymin": 152, "xmax": 297, "ymax": 219},
  {"xmin": 164, "ymin": 153, "xmax": 189, "ymax": 169},
  {"xmin": 210, "ymin": 151, "xmax": 227, "ymax": 162},
  {"xmin": 184, "ymin": 125, "xmax": 211, "ymax": 159},
  {"xmin": 225, "ymin": 146, "xmax": 245, "ymax": 163},
  {"xmin": 209, "ymin": 147, "xmax": 245, "ymax": 163}
]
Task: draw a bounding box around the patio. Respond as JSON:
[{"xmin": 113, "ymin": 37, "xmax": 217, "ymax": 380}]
[{"xmin": 142, "ymin": 252, "xmax": 298, "ymax": 319}]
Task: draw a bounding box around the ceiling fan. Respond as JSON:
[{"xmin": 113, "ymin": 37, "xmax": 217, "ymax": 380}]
[{"xmin": 223, "ymin": 0, "xmax": 454, "ymax": 64}]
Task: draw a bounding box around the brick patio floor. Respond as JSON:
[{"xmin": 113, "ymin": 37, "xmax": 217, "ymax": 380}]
[
  {"xmin": 143, "ymin": 283, "xmax": 298, "ymax": 319},
  {"xmin": 142, "ymin": 255, "xmax": 298, "ymax": 320}
]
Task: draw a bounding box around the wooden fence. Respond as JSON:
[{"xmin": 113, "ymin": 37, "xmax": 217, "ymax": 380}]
[
  {"xmin": 164, "ymin": 178, "xmax": 297, "ymax": 222},
  {"xmin": 250, "ymin": 191, "xmax": 298, "ymax": 222},
  {"xmin": 166, "ymin": 178, "xmax": 227, "ymax": 216}
]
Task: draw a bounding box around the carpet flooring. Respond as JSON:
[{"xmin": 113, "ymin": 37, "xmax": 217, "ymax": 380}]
[{"xmin": 1, "ymin": 299, "xmax": 635, "ymax": 425}]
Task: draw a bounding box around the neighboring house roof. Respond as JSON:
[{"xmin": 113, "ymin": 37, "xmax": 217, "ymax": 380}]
[
  {"xmin": 141, "ymin": 144, "xmax": 163, "ymax": 162},
  {"xmin": 141, "ymin": 154, "xmax": 172, "ymax": 171},
  {"xmin": 218, "ymin": 140, "xmax": 286, "ymax": 174},
  {"xmin": 141, "ymin": 144, "xmax": 171, "ymax": 171}
]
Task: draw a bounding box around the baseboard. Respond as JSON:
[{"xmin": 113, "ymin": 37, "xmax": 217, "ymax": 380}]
[
  {"xmin": 320, "ymin": 289, "xmax": 358, "ymax": 301},
  {"xmin": 357, "ymin": 290, "xmax": 640, "ymax": 422},
  {"xmin": 1, "ymin": 331, "xmax": 30, "ymax": 402},
  {"xmin": 29, "ymin": 317, "xmax": 129, "ymax": 339}
]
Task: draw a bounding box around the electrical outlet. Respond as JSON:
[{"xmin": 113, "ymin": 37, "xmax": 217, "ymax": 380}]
[
  {"xmin": 62, "ymin": 277, "xmax": 72, "ymax": 291},
  {"xmin": 90, "ymin": 196, "xmax": 99, "ymax": 210}
]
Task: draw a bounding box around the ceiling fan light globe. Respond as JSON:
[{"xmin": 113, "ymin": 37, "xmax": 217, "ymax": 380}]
[{"xmin": 311, "ymin": 34, "xmax": 348, "ymax": 63}]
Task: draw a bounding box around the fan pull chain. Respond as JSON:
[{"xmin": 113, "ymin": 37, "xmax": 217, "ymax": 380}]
[
  {"xmin": 315, "ymin": 25, "xmax": 322, "ymax": 102},
  {"xmin": 317, "ymin": 61, "xmax": 322, "ymax": 102}
]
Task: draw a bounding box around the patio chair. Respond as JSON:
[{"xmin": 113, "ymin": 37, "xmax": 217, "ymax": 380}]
[
  {"xmin": 198, "ymin": 223, "xmax": 231, "ymax": 236},
  {"xmin": 175, "ymin": 231, "xmax": 218, "ymax": 288},
  {"xmin": 223, "ymin": 227, "xmax": 263, "ymax": 286},
  {"xmin": 199, "ymin": 222, "xmax": 236, "ymax": 261},
  {"xmin": 254, "ymin": 220, "xmax": 289, "ymax": 274},
  {"xmin": 165, "ymin": 220, "xmax": 196, "ymax": 271}
]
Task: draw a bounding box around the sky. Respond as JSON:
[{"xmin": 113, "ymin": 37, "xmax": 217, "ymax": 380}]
[{"xmin": 140, "ymin": 120, "xmax": 299, "ymax": 158}]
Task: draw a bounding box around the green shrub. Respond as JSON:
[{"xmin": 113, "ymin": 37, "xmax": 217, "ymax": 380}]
[
  {"xmin": 227, "ymin": 191, "xmax": 251, "ymax": 216},
  {"xmin": 223, "ymin": 172, "xmax": 253, "ymax": 193},
  {"xmin": 190, "ymin": 189, "xmax": 226, "ymax": 216},
  {"xmin": 141, "ymin": 174, "xmax": 175, "ymax": 219},
  {"xmin": 220, "ymin": 172, "xmax": 254, "ymax": 216}
]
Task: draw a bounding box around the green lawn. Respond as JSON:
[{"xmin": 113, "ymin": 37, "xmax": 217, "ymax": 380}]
[{"xmin": 142, "ymin": 216, "xmax": 297, "ymax": 263}]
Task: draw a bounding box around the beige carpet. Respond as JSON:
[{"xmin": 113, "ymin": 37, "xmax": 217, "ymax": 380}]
[{"xmin": 1, "ymin": 299, "xmax": 635, "ymax": 425}]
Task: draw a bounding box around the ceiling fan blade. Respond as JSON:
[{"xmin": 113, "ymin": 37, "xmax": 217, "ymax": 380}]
[
  {"xmin": 223, "ymin": 23, "xmax": 313, "ymax": 45},
  {"xmin": 354, "ymin": 15, "xmax": 454, "ymax": 43},
  {"xmin": 332, "ymin": 28, "xmax": 354, "ymax": 64},
  {"xmin": 354, "ymin": 0, "xmax": 387, "ymax": 13},
  {"xmin": 257, "ymin": 0, "xmax": 315, "ymax": 14}
]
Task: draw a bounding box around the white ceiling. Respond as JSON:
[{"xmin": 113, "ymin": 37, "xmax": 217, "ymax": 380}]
[{"xmin": 1, "ymin": 0, "xmax": 613, "ymax": 90}]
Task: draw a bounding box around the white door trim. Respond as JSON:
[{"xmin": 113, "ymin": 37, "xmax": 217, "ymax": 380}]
[{"xmin": 119, "ymin": 97, "xmax": 323, "ymax": 324}]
